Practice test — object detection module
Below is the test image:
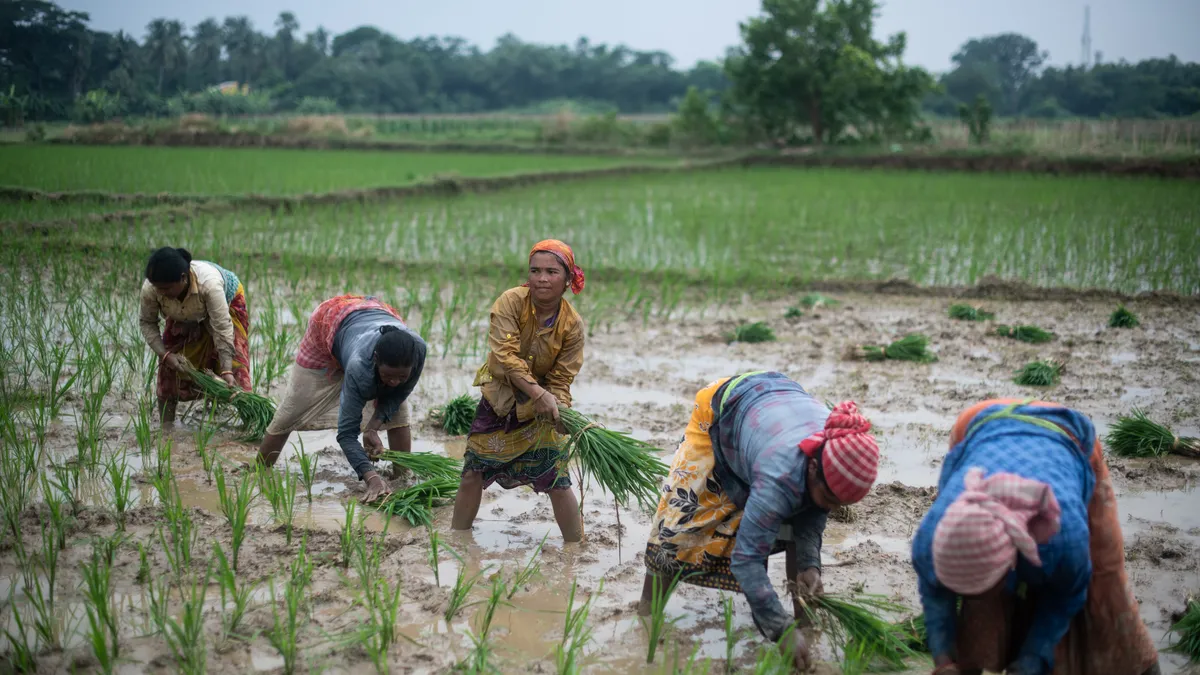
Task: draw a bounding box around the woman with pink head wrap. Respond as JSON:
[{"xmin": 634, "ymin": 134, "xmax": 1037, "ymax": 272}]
[{"xmin": 912, "ymin": 399, "xmax": 1159, "ymax": 675}]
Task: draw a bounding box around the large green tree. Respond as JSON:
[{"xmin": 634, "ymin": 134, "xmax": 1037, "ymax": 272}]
[
  {"xmin": 726, "ymin": 0, "xmax": 933, "ymax": 144},
  {"xmin": 949, "ymin": 33, "xmax": 1046, "ymax": 115},
  {"xmin": 145, "ymin": 19, "xmax": 187, "ymax": 96}
]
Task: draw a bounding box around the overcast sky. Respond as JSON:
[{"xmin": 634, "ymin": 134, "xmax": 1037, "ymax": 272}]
[{"xmin": 59, "ymin": 0, "xmax": 1199, "ymax": 73}]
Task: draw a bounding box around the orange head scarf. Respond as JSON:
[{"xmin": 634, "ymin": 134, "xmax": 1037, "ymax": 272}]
[{"xmin": 527, "ymin": 239, "xmax": 585, "ymax": 294}]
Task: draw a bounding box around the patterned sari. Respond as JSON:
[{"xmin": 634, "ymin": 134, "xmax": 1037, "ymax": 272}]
[{"xmin": 156, "ymin": 276, "xmax": 252, "ymax": 401}]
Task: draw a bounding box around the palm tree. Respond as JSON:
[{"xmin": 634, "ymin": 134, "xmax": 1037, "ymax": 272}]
[
  {"xmin": 145, "ymin": 19, "xmax": 187, "ymax": 96},
  {"xmin": 274, "ymin": 11, "xmax": 299, "ymax": 80},
  {"xmin": 222, "ymin": 16, "xmax": 258, "ymax": 86},
  {"xmin": 190, "ymin": 18, "xmax": 223, "ymax": 89}
]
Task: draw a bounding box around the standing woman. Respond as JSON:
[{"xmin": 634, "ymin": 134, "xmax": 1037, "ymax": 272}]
[
  {"xmin": 139, "ymin": 247, "xmax": 252, "ymax": 428},
  {"xmin": 637, "ymin": 371, "xmax": 880, "ymax": 671},
  {"xmin": 451, "ymin": 240, "xmax": 586, "ymax": 542},
  {"xmin": 911, "ymin": 399, "xmax": 1160, "ymax": 675}
]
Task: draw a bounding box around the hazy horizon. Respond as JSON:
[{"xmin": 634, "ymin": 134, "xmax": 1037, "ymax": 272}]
[{"xmin": 58, "ymin": 0, "xmax": 1200, "ymax": 73}]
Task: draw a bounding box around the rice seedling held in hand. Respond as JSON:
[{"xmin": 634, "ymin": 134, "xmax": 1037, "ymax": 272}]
[
  {"xmin": 215, "ymin": 466, "xmax": 255, "ymax": 571},
  {"xmin": 1109, "ymin": 305, "xmax": 1141, "ymax": 328},
  {"xmin": 799, "ymin": 293, "xmax": 840, "ymax": 309},
  {"xmin": 376, "ymin": 476, "xmax": 459, "ymax": 526},
  {"xmin": 889, "ymin": 613, "xmax": 927, "ymax": 652},
  {"xmin": 727, "ymin": 321, "xmax": 775, "ymax": 344},
  {"xmin": 1013, "ymin": 359, "xmax": 1063, "ymax": 387},
  {"xmin": 995, "ymin": 324, "xmax": 1055, "ymax": 344},
  {"xmin": 851, "ymin": 334, "xmax": 938, "ymax": 363},
  {"xmin": 947, "ymin": 304, "xmax": 994, "ymax": 321},
  {"xmin": 643, "ymin": 570, "xmax": 688, "ymax": 664},
  {"xmin": 507, "ymin": 531, "xmax": 549, "ymax": 599},
  {"xmin": 795, "ymin": 592, "xmax": 921, "ymax": 673},
  {"xmin": 1106, "ymin": 408, "xmax": 1200, "ymax": 459},
  {"xmin": 377, "ymin": 451, "xmax": 463, "ymax": 482},
  {"xmin": 558, "ymin": 407, "xmax": 668, "ymax": 513},
  {"xmin": 555, "ymin": 579, "xmax": 601, "ymax": 675},
  {"xmin": 433, "ymin": 394, "xmax": 478, "ymax": 436},
  {"xmin": 179, "ymin": 362, "xmax": 276, "ymax": 441},
  {"xmin": 1168, "ymin": 597, "xmax": 1200, "ymax": 662}
]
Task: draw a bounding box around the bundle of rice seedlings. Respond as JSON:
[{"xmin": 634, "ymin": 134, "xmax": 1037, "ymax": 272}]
[
  {"xmin": 728, "ymin": 322, "xmax": 775, "ymax": 344},
  {"xmin": 796, "ymin": 592, "xmax": 922, "ymax": 673},
  {"xmin": 179, "ymin": 364, "xmax": 276, "ymax": 441},
  {"xmin": 995, "ymin": 324, "xmax": 1055, "ymax": 344},
  {"xmin": 889, "ymin": 614, "xmax": 927, "ymax": 652},
  {"xmin": 1109, "ymin": 306, "xmax": 1141, "ymax": 328},
  {"xmin": 1013, "ymin": 360, "xmax": 1063, "ymax": 387},
  {"xmin": 800, "ymin": 293, "xmax": 840, "ymax": 309},
  {"xmin": 1167, "ymin": 597, "xmax": 1200, "ymax": 662},
  {"xmin": 1106, "ymin": 408, "xmax": 1200, "ymax": 459},
  {"xmin": 852, "ymin": 334, "xmax": 938, "ymax": 363},
  {"xmin": 376, "ymin": 476, "xmax": 458, "ymax": 526},
  {"xmin": 558, "ymin": 407, "xmax": 668, "ymax": 513},
  {"xmin": 784, "ymin": 307, "xmax": 803, "ymax": 319},
  {"xmin": 377, "ymin": 451, "xmax": 462, "ymax": 482},
  {"xmin": 430, "ymin": 394, "xmax": 478, "ymax": 436},
  {"xmin": 947, "ymin": 304, "xmax": 994, "ymax": 321}
]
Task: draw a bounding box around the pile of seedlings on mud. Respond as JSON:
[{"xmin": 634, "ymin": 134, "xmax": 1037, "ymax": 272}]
[
  {"xmin": 1169, "ymin": 597, "xmax": 1200, "ymax": 663},
  {"xmin": 728, "ymin": 321, "xmax": 775, "ymax": 344},
  {"xmin": 947, "ymin": 303, "xmax": 994, "ymax": 321},
  {"xmin": 1013, "ymin": 359, "xmax": 1063, "ymax": 387},
  {"xmin": 374, "ymin": 451, "xmax": 464, "ymax": 525},
  {"xmin": 995, "ymin": 324, "xmax": 1055, "ymax": 344},
  {"xmin": 796, "ymin": 592, "xmax": 925, "ymax": 673},
  {"xmin": 1109, "ymin": 305, "xmax": 1141, "ymax": 328},
  {"xmin": 848, "ymin": 334, "xmax": 938, "ymax": 363},
  {"xmin": 1106, "ymin": 409, "xmax": 1200, "ymax": 459},
  {"xmin": 429, "ymin": 393, "xmax": 479, "ymax": 436}
]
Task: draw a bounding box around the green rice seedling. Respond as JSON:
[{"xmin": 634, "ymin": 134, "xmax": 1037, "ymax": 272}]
[
  {"xmin": 131, "ymin": 396, "xmax": 156, "ymax": 459},
  {"xmin": 1013, "ymin": 360, "xmax": 1063, "ymax": 387},
  {"xmin": 995, "ymin": 324, "xmax": 1055, "ymax": 344},
  {"xmin": 659, "ymin": 644, "xmax": 712, "ymax": 675},
  {"xmin": 854, "ymin": 334, "xmax": 939, "ymax": 363},
  {"xmin": 38, "ymin": 341, "xmax": 78, "ymax": 421},
  {"xmin": 2, "ymin": 590, "xmax": 37, "ymax": 673},
  {"xmin": 80, "ymin": 540, "xmax": 120, "ymax": 673},
  {"xmin": 947, "ymin": 304, "xmax": 994, "ymax": 321},
  {"xmin": 40, "ymin": 475, "xmax": 69, "ymax": 549},
  {"xmin": 783, "ymin": 307, "xmax": 803, "ymax": 319},
  {"xmin": 376, "ymin": 476, "xmax": 459, "ymax": 526},
  {"xmin": 267, "ymin": 575, "xmax": 303, "ymax": 675},
  {"xmin": 555, "ymin": 579, "xmax": 601, "ymax": 675},
  {"xmin": 105, "ymin": 449, "xmax": 134, "ymax": 528},
  {"xmin": 559, "ymin": 407, "xmax": 669, "ymax": 513},
  {"xmin": 215, "ymin": 466, "xmax": 255, "ymax": 571},
  {"xmin": 135, "ymin": 542, "xmax": 151, "ymax": 584},
  {"xmin": 161, "ymin": 564, "xmax": 210, "ymax": 675},
  {"xmin": 179, "ymin": 362, "xmax": 276, "ymax": 441},
  {"xmin": 294, "ymin": 438, "xmax": 319, "ymax": 503},
  {"xmin": 195, "ymin": 407, "xmax": 219, "ymax": 483},
  {"xmin": 507, "ymin": 531, "xmax": 549, "ymax": 599},
  {"xmin": 1109, "ymin": 305, "xmax": 1141, "ymax": 328},
  {"xmin": 258, "ymin": 463, "xmax": 299, "ymax": 544},
  {"xmin": 1106, "ymin": 408, "xmax": 1200, "ymax": 459},
  {"xmin": 146, "ymin": 574, "xmax": 171, "ymax": 638},
  {"xmin": 799, "ymin": 293, "xmax": 840, "ymax": 309},
  {"xmin": 460, "ymin": 576, "xmax": 508, "ymax": 674},
  {"xmin": 796, "ymin": 592, "xmax": 921, "ymax": 673},
  {"xmin": 153, "ymin": 436, "xmax": 174, "ymax": 480},
  {"xmin": 427, "ymin": 525, "xmax": 443, "ymax": 587},
  {"xmin": 723, "ymin": 594, "xmax": 740, "ymax": 673},
  {"xmin": 643, "ymin": 570, "xmax": 687, "ymax": 664},
  {"xmin": 377, "ymin": 450, "xmax": 463, "ymax": 482},
  {"xmin": 728, "ymin": 321, "xmax": 775, "ymax": 344},
  {"xmin": 434, "ymin": 394, "xmax": 478, "ymax": 436},
  {"xmin": 1167, "ymin": 597, "xmax": 1200, "ymax": 662},
  {"xmin": 340, "ymin": 500, "xmax": 359, "ymax": 569},
  {"xmin": 890, "ymin": 613, "xmax": 927, "ymax": 652},
  {"xmin": 445, "ymin": 563, "xmax": 491, "ymax": 623},
  {"xmin": 751, "ymin": 624, "xmax": 800, "ymax": 675},
  {"xmin": 461, "ymin": 628, "xmax": 497, "ymax": 675},
  {"xmin": 476, "ymin": 576, "xmax": 507, "ymax": 640},
  {"xmin": 158, "ymin": 505, "xmax": 197, "ymax": 579},
  {"xmin": 213, "ymin": 543, "xmax": 256, "ymax": 641},
  {"xmin": 289, "ymin": 537, "xmax": 314, "ymax": 599}
]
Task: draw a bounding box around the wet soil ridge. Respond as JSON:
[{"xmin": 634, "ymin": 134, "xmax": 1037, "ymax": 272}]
[{"xmin": 738, "ymin": 152, "xmax": 1200, "ymax": 179}]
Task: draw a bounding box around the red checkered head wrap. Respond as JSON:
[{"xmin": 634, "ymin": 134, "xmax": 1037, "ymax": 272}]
[
  {"xmin": 527, "ymin": 239, "xmax": 585, "ymax": 295},
  {"xmin": 799, "ymin": 401, "xmax": 879, "ymax": 504},
  {"xmin": 933, "ymin": 467, "xmax": 1062, "ymax": 596}
]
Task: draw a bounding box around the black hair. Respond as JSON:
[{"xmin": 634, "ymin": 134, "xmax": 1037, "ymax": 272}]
[
  {"xmin": 145, "ymin": 247, "xmax": 193, "ymax": 283},
  {"xmin": 375, "ymin": 325, "xmax": 419, "ymax": 367}
]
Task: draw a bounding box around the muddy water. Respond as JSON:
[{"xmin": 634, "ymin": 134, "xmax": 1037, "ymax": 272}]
[{"xmin": 5, "ymin": 292, "xmax": 1199, "ymax": 674}]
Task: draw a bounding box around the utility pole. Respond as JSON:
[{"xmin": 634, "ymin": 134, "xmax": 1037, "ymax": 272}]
[{"xmin": 1081, "ymin": 5, "xmax": 1092, "ymax": 68}]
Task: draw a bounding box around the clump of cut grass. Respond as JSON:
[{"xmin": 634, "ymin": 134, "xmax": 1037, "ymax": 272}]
[
  {"xmin": 1168, "ymin": 597, "xmax": 1200, "ymax": 663},
  {"xmin": 179, "ymin": 363, "xmax": 276, "ymax": 441},
  {"xmin": 1109, "ymin": 305, "xmax": 1141, "ymax": 328},
  {"xmin": 995, "ymin": 324, "xmax": 1055, "ymax": 344},
  {"xmin": 376, "ymin": 476, "xmax": 459, "ymax": 526},
  {"xmin": 799, "ymin": 293, "xmax": 840, "ymax": 309},
  {"xmin": 377, "ymin": 450, "xmax": 462, "ymax": 482},
  {"xmin": 432, "ymin": 394, "xmax": 478, "ymax": 436},
  {"xmin": 1106, "ymin": 408, "xmax": 1200, "ymax": 459},
  {"xmin": 796, "ymin": 592, "xmax": 921, "ymax": 673},
  {"xmin": 559, "ymin": 407, "xmax": 668, "ymax": 513},
  {"xmin": 1013, "ymin": 360, "xmax": 1063, "ymax": 387},
  {"xmin": 727, "ymin": 321, "xmax": 775, "ymax": 344},
  {"xmin": 947, "ymin": 304, "xmax": 994, "ymax": 321},
  {"xmin": 852, "ymin": 334, "xmax": 938, "ymax": 363}
]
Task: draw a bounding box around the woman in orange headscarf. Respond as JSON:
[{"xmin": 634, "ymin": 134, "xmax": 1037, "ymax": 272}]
[{"xmin": 451, "ymin": 240, "xmax": 587, "ymax": 542}]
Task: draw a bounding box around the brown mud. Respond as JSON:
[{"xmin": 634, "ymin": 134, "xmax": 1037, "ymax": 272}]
[{"xmin": 3, "ymin": 292, "xmax": 1199, "ymax": 673}]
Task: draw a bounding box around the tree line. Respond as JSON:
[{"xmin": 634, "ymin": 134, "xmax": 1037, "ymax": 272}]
[{"xmin": 1, "ymin": 0, "xmax": 1198, "ymax": 135}]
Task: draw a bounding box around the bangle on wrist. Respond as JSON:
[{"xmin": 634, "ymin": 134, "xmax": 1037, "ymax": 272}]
[{"xmin": 220, "ymin": 370, "xmax": 233, "ymax": 376}]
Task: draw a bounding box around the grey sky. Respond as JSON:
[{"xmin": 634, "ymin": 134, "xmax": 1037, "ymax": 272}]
[{"xmin": 60, "ymin": 0, "xmax": 1200, "ymax": 73}]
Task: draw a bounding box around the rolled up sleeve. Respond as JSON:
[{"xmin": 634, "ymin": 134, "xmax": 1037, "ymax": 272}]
[
  {"xmin": 544, "ymin": 322, "xmax": 583, "ymax": 407},
  {"xmin": 486, "ymin": 292, "xmax": 536, "ymax": 388},
  {"xmin": 200, "ymin": 277, "xmax": 236, "ymax": 373},
  {"xmin": 139, "ymin": 283, "xmax": 167, "ymax": 357}
]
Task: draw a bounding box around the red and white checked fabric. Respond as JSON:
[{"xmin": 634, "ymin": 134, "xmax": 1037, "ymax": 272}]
[
  {"xmin": 933, "ymin": 467, "xmax": 1062, "ymax": 595},
  {"xmin": 294, "ymin": 295, "xmax": 402, "ymax": 372},
  {"xmin": 799, "ymin": 401, "xmax": 879, "ymax": 504}
]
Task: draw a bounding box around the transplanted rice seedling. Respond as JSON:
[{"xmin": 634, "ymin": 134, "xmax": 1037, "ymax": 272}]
[
  {"xmin": 433, "ymin": 394, "xmax": 478, "ymax": 435},
  {"xmin": 376, "ymin": 476, "xmax": 459, "ymax": 526},
  {"xmin": 995, "ymin": 324, "xmax": 1055, "ymax": 344},
  {"xmin": 362, "ymin": 574, "xmax": 407, "ymax": 674},
  {"xmin": 643, "ymin": 570, "xmax": 688, "ymax": 663},
  {"xmin": 723, "ymin": 594, "xmax": 741, "ymax": 673},
  {"xmin": 947, "ymin": 304, "xmax": 994, "ymax": 321},
  {"xmin": 215, "ymin": 466, "xmax": 255, "ymax": 571},
  {"xmin": 559, "ymin": 407, "xmax": 668, "ymax": 513},
  {"xmin": 728, "ymin": 321, "xmax": 775, "ymax": 344},
  {"xmin": 783, "ymin": 307, "xmax": 803, "ymax": 319},
  {"xmin": 507, "ymin": 531, "xmax": 549, "ymax": 599},
  {"xmin": 1106, "ymin": 408, "xmax": 1200, "ymax": 459},
  {"xmin": 105, "ymin": 449, "xmax": 134, "ymax": 528},
  {"xmin": 796, "ymin": 592, "xmax": 922, "ymax": 674},
  {"xmin": 378, "ymin": 450, "xmax": 463, "ymax": 482},
  {"xmin": 445, "ymin": 562, "xmax": 491, "ymax": 623},
  {"xmin": 258, "ymin": 463, "xmax": 299, "ymax": 544},
  {"xmin": 851, "ymin": 334, "xmax": 938, "ymax": 363},
  {"xmin": 461, "ymin": 576, "xmax": 509, "ymax": 674},
  {"xmin": 556, "ymin": 579, "xmax": 602, "ymax": 675},
  {"xmin": 294, "ymin": 438, "xmax": 319, "ymax": 503},
  {"xmin": 1168, "ymin": 597, "xmax": 1200, "ymax": 662},
  {"xmin": 180, "ymin": 362, "xmax": 276, "ymax": 441},
  {"xmin": 80, "ymin": 540, "xmax": 121, "ymax": 674},
  {"xmin": 267, "ymin": 573, "xmax": 305, "ymax": 675},
  {"xmin": 1013, "ymin": 359, "xmax": 1063, "ymax": 387},
  {"xmin": 799, "ymin": 293, "xmax": 840, "ymax": 309},
  {"xmin": 195, "ymin": 407, "xmax": 219, "ymax": 483},
  {"xmin": 2, "ymin": 591, "xmax": 37, "ymax": 673},
  {"xmin": 750, "ymin": 624, "xmax": 801, "ymax": 675},
  {"xmin": 660, "ymin": 644, "xmax": 712, "ymax": 675},
  {"xmin": 213, "ymin": 543, "xmax": 256, "ymax": 642},
  {"xmin": 1109, "ymin": 305, "xmax": 1141, "ymax": 328},
  {"xmin": 341, "ymin": 500, "xmax": 360, "ymax": 569}
]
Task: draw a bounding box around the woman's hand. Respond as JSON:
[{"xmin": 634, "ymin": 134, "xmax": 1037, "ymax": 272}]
[
  {"xmin": 533, "ymin": 389, "xmax": 561, "ymax": 423},
  {"xmin": 220, "ymin": 372, "xmax": 237, "ymax": 387},
  {"xmin": 363, "ymin": 430, "xmax": 384, "ymax": 459},
  {"xmin": 782, "ymin": 631, "xmax": 811, "ymax": 672},
  {"xmin": 362, "ymin": 471, "xmax": 393, "ymax": 503},
  {"xmin": 796, "ymin": 567, "xmax": 823, "ymax": 597},
  {"xmin": 164, "ymin": 353, "xmax": 187, "ymax": 372}
]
